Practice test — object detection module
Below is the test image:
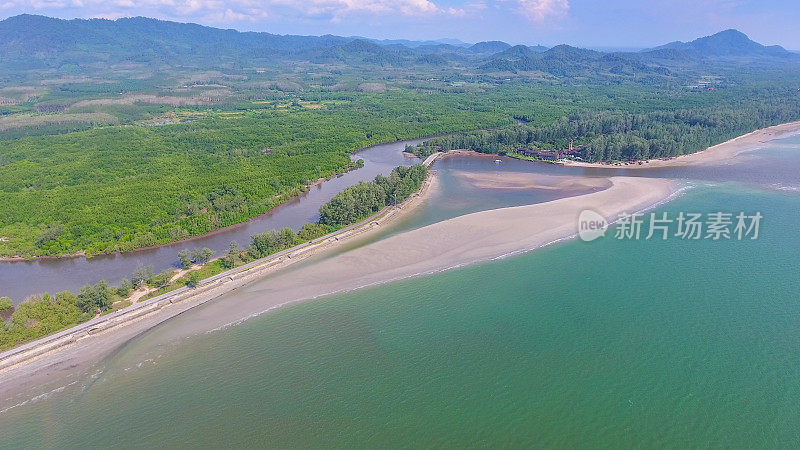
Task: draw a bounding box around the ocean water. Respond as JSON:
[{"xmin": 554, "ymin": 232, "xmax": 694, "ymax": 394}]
[
  {"xmin": 2, "ymin": 137, "xmax": 800, "ymax": 447},
  {"xmin": 2, "ymin": 185, "xmax": 799, "ymax": 447}
]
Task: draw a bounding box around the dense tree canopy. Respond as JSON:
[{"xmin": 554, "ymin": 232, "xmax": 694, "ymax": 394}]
[
  {"xmin": 0, "ymin": 91, "xmax": 521, "ymax": 258},
  {"xmin": 0, "ymin": 292, "xmax": 88, "ymax": 349},
  {"xmin": 413, "ymin": 89, "xmax": 800, "ymax": 163},
  {"xmin": 320, "ymin": 165, "xmax": 428, "ymax": 227}
]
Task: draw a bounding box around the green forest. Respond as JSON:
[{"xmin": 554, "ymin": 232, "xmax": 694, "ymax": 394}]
[
  {"xmin": 4, "ymin": 83, "xmax": 800, "ymax": 258},
  {"xmin": 0, "ymin": 165, "xmax": 428, "ymax": 350},
  {"xmin": 3, "ymin": 17, "xmax": 800, "ymax": 259},
  {"xmin": 3, "ymin": 15, "xmax": 800, "ymax": 349},
  {"xmin": 0, "ymin": 90, "xmax": 517, "ymax": 258},
  {"xmin": 410, "ymin": 86, "xmax": 800, "ymax": 162},
  {"xmin": 0, "ymin": 83, "xmax": 701, "ymax": 258}
]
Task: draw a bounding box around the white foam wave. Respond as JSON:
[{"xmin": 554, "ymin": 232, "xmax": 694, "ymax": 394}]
[{"xmin": 0, "ymin": 380, "xmax": 79, "ymax": 415}]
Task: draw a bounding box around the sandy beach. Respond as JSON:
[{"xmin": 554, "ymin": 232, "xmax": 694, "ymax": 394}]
[
  {"xmin": 0, "ymin": 171, "xmax": 438, "ymax": 402},
  {"xmin": 562, "ymin": 121, "xmax": 800, "ymax": 169},
  {"xmin": 11, "ymin": 112, "xmax": 795, "ymax": 405},
  {"xmin": 454, "ymin": 170, "xmax": 612, "ymax": 191},
  {"xmin": 0, "ymin": 174, "xmax": 673, "ymax": 407},
  {"xmin": 236, "ymin": 176, "xmax": 673, "ymax": 303}
]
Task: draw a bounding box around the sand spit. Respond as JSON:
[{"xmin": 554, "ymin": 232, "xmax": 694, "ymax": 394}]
[
  {"xmin": 238, "ymin": 176, "xmax": 673, "ymax": 305},
  {"xmin": 0, "ymin": 173, "xmax": 439, "ymax": 399},
  {"xmin": 0, "ymin": 174, "xmax": 673, "ymax": 407}
]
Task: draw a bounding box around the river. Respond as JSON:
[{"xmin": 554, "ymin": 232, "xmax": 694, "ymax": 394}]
[
  {"xmin": 0, "ymin": 139, "xmax": 424, "ymax": 302},
  {"xmin": 5, "ymin": 134, "xmax": 799, "ymax": 302}
]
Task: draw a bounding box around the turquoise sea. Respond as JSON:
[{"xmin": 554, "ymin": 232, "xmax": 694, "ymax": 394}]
[{"xmin": 1, "ymin": 139, "xmax": 800, "ymax": 447}]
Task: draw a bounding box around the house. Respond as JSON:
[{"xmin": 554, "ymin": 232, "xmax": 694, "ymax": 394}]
[{"xmin": 516, "ymin": 148, "xmax": 560, "ymax": 161}]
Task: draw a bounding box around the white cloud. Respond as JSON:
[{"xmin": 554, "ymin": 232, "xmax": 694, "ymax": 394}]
[
  {"xmin": 7, "ymin": 0, "xmax": 464, "ymax": 22},
  {"xmin": 270, "ymin": 0, "xmax": 458, "ymax": 19},
  {"xmin": 517, "ymin": 0, "xmax": 568, "ymax": 22}
]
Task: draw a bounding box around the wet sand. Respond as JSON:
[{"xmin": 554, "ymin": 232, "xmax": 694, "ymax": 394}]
[
  {"xmin": 563, "ymin": 121, "xmax": 800, "ymax": 169},
  {"xmin": 454, "ymin": 170, "xmax": 612, "ymax": 191},
  {"xmin": 0, "ymin": 175, "xmax": 673, "ymax": 406}
]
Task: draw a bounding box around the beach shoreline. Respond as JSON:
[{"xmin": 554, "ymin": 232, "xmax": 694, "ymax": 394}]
[
  {"xmin": 0, "ymin": 168, "xmax": 439, "ymax": 382},
  {"xmin": 6, "ymin": 117, "xmax": 795, "ymax": 405},
  {"xmin": 0, "ymin": 173, "xmax": 673, "ymax": 407},
  {"xmin": 561, "ymin": 121, "xmax": 800, "ymax": 169}
]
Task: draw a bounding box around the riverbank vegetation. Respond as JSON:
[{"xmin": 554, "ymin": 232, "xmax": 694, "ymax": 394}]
[
  {"xmin": 320, "ymin": 165, "xmax": 428, "ymax": 226},
  {"xmin": 0, "ymin": 89, "xmax": 529, "ymax": 258},
  {"xmin": 3, "ymin": 64, "xmax": 800, "ymax": 258},
  {"xmin": 0, "ymin": 165, "xmax": 427, "ymax": 350},
  {"xmin": 11, "ymin": 12, "xmax": 800, "ymax": 261},
  {"xmin": 4, "ymin": 17, "xmax": 800, "ymax": 349}
]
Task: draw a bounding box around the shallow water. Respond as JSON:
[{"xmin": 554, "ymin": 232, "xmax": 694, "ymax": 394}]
[
  {"xmin": 2, "ymin": 184, "xmax": 799, "ymax": 447},
  {"xmin": 1, "ymin": 136, "xmax": 800, "ymax": 447}
]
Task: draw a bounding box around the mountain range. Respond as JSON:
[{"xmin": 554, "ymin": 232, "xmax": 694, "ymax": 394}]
[{"xmin": 0, "ymin": 14, "xmax": 795, "ymax": 78}]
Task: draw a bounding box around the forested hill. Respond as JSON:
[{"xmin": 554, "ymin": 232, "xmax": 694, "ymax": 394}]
[
  {"xmin": 1, "ymin": 14, "xmax": 796, "ymax": 79},
  {"xmin": 0, "ymin": 14, "xmax": 353, "ymax": 69},
  {"xmin": 650, "ymin": 29, "xmax": 792, "ymax": 58}
]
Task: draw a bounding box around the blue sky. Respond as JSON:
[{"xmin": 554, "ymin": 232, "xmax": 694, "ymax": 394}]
[{"xmin": 4, "ymin": 0, "xmax": 799, "ymax": 49}]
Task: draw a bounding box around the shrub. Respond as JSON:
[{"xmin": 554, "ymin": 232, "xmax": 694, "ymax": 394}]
[
  {"xmin": 148, "ymin": 269, "xmax": 176, "ymax": 288},
  {"xmin": 132, "ymin": 264, "xmax": 155, "ymax": 288},
  {"xmin": 185, "ymin": 272, "xmax": 201, "ymax": 288},
  {"xmin": 117, "ymin": 279, "xmax": 133, "ymax": 298},
  {"xmin": 298, "ymin": 223, "xmax": 330, "ymax": 241},
  {"xmin": 192, "ymin": 247, "xmax": 215, "ymax": 264},
  {"xmin": 0, "ymin": 297, "xmax": 13, "ymax": 312},
  {"xmin": 77, "ymin": 281, "xmax": 113, "ymax": 313},
  {"xmin": 221, "ymin": 241, "xmax": 244, "ymax": 269},
  {"xmin": 177, "ymin": 249, "xmax": 193, "ymax": 269}
]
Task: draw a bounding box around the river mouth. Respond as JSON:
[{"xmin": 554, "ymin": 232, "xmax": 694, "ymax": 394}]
[
  {"xmin": 5, "ymin": 133, "xmax": 800, "ymax": 302},
  {"xmin": 0, "ymin": 156, "xmax": 633, "ymax": 408},
  {"xmin": 2, "ymin": 135, "xmax": 800, "ymax": 436}
]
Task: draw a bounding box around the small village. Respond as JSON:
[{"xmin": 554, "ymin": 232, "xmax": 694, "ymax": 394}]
[{"xmin": 514, "ymin": 139, "xmax": 584, "ymax": 162}]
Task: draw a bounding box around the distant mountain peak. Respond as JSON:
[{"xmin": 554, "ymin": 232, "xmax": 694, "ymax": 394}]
[
  {"xmin": 495, "ymin": 44, "xmax": 542, "ymax": 59},
  {"xmin": 543, "ymin": 44, "xmax": 600, "ymax": 60},
  {"xmin": 339, "ymin": 39, "xmax": 383, "ymax": 52},
  {"xmin": 712, "ymin": 28, "xmax": 749, "ymax": 38},
  {"xmin": 652, "ymin": 29, "xmax": 790, "ymax": 58},
  {"xmin": 468, "ymin": 41, "xmax": 512, "ymax": 54}
]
